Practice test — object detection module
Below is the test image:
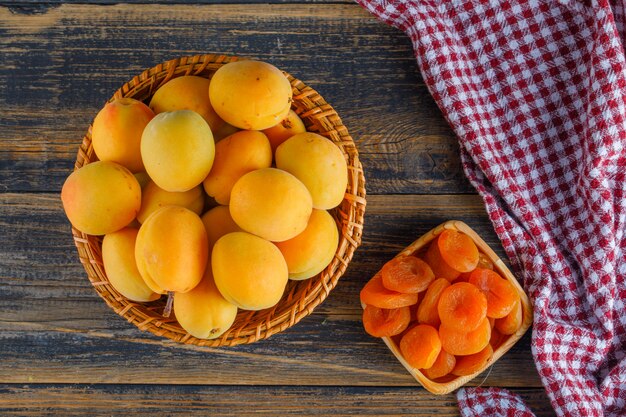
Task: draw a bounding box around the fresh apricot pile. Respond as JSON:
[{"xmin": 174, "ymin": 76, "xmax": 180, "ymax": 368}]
[
  {"xmin": 360, "ymin": 229, "xmax": 523, "ymax": 380},
  {"xmin": 62, "ymin": 59, "xmax": 347, "ymax": 340}
]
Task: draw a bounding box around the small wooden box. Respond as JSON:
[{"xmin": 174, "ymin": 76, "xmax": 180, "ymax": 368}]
[{"xmin": 370, "ymin": 220, "xmax": 532, "ymax": 395}]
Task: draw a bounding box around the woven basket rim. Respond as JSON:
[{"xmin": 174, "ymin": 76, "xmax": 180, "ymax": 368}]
[{"xmin": 71, "ymin": 53, "xmax": 367, "ymax": 347}]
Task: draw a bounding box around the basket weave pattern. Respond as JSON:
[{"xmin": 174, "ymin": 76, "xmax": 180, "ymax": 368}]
[{"xmin": 71, "ymin": 54, "xmax": 367, "ymax": 347}]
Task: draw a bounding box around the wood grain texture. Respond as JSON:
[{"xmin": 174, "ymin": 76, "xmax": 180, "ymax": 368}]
[
  {"xmin": 0, "ymin": 2, "xmax": 552, "ymax": 414},
  {"xmin": 0, "ymin": 192, "xmax": 540, "ymax": 388},
  {"xmin": 0, "ymin": 385, "xmax": 556, "ymax": 416},
  {"xmin": 3, "ymin": 0, "xmax": 353, "ymax": 7},
  {"xmin": 0, "ymin": 3, "xmax": 471, "ymax": 194}
]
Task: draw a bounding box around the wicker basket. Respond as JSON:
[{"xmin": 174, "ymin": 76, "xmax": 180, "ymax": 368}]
[
  {"xmin": 71, "ymin": 54, "xmax": 366, "ymax": 347},
  {"xmin": 366, "ymin": 220, "xmax": 532, "ymax": 394}
]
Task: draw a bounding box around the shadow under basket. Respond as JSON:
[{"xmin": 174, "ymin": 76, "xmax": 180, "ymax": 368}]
[
  {"xmin": 71, "ymin": 54, "xmax": 367, "ymax": 347},
  {"xmin": 368, "ymin": 220, "xmax": 532, "ymax": 395}
]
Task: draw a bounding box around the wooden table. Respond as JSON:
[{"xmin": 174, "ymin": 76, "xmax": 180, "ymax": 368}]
[{"xmin": 1, "ymin": 2, "xmax": 555, "ymax": 415}]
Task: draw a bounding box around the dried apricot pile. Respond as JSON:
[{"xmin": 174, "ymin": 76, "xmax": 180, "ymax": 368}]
[{"xmin": 360, "ymin": 229, "xmax": 524, "ymax": 381}]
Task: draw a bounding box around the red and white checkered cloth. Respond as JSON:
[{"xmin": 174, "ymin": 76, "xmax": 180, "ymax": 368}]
[{"xmin": 356, "ymin": 1, "xmax": 626, "ymax": 416}]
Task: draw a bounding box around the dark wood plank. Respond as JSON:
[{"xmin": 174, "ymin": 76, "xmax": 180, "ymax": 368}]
[
  {"xmin": 4, "ymin": 0, "xmax": 353, "ymax": 7},
  {"xmin": 0, "ymin": 384, "xmax": 555, "ymax": 416},
  {"xmin": 0, "ymin": 192, "xmax": 539, "ymax": 387},
  {"xmin": 0, "ymin": 313, "xmax": 540, "ymax": 387},
  {"xmin": 0, "ymin": 3, "xmax": 471, "ymax": 194}
]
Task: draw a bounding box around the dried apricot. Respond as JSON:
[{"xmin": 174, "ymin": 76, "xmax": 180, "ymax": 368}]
[
  {"xmin": 421, "ymin": 349, "xmax": 456, "ymax": 380},
  {"xmin": 439, "ymin": 317, "xmax": 491, "ymax": 355},
  {"xmin": 451, "ymin": 344, "xmax": 493, "ymax": 376},
  {"xmin": 495, "ymin": 298, "xmax": 523, "ymax": 335},
  {"xmin": 437, "ymin": 282, "xmax": 487, "ymax": 331},
  {"xmin": 469, "ymin": 268, "xmax": 519, "ymax": 318},
  {"xmin": 381, "ymin": 256, "xmax": 435, "ymax": 294},
  {"xmin": 438, "ymin": 230, "xmax": 479, "ymax": 273},
  {"xmin": 424, "ymin": 238, "xmax": 460, "ymax": 280},
  {"xmin": 399, "ymin": 324, "xmax": 441, "ymax": 369},
  {"xmin": 362, "ymin": 305, "xmax": 411, "ymax": 338},
  {"xmin": 360, "ymin": 273, "xmax": 419, "ymax": 309},
  {"xmin": 417, "ymin": 278, "xmax": 451, "ymax": 327},
  {"xmin": 455, "ymin": 253, "xmax": 491, "ymax": 282}
]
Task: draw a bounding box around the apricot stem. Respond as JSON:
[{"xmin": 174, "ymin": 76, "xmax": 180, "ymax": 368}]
[{"xmin": 163, "ymin": 291, "xmax": 175, "ymax": 317}]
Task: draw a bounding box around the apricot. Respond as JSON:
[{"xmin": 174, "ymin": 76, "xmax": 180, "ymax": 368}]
[
  {"xmin": 400, "ymin": 324, "xmax": 441, "ymax": 369},
  {"xmin": 469, "ymin": 268, "xmax": 519, "ymax": 318},
  {"xmin": 439, "ymin": 317, "xmax": 491, "ymax": 356},
  {"xmin": 149, "ymin": 75, "xmax": 224, "ymax": 132},
  {"xmin": 135, "ymin": 206, "xmax": 208, "ymax": 294},
  {"xmin": 274, "ymin": 209, "xmax": 338, "ymax": 280},
  {"xmin": 229, "ymin": 168, "xmax": 312, "ymax": 242},
  {"xmin": 92, "ymin": 98, "xmax": 154, "ymax": 173},
  {"xmin": 203, "ymin": 130, "xmax": 272, "ymax": 204},
  {"xmin": 421, "ymin": 349, "xmax": 456, "ymax": 380},
  {"xmin": 174, "ymin": 267, "xmax": 238, "ymax": 339},
  {"xmin": 452, "ymin": 344, "xmax": 494, "ymax": 376},
  {"xmin": 437, "ymin": 229, "xmax": 479, "ymax": 273},
  {"xmin": 201, "ymin": 205, "xmax": 242, "ymax": 253},
  {"xmin": 423, "ymin": 237, "xmax": 460, "ymax": 280},
  {"xmin": 137, "ymin": 181, "xmax": 204, "ymax": 224},
  {"xmin": 362, "ymin": 305, "xmax": 411, "ymax": 338},
  {"xmin": 417, "ymin": 278, "xmax": 451, "ymax": 327},
  {"xmin": 360, "ymin": 273, "xmax": 418, "ymax": 309},
  {"xmin": 141, "ymin": 110, "xmax": 215, "ymax": 192},
  {"xmin": 275, "ymin": 132, "xmax": 348, "ymax": 210},
  {"xmin": 209, "ymin": 60, "xmax": 292, "ymax": 130},
  {"xmin": 262, "ymin": 109, "xmax": 306, "ymax": 152},
  {"xmin": 102, "ymin": 227, "xmax": 160, "ymax": 302},
  {"xmin": 495, "ymin": 299, "xmax": 523, "ymax": 335},
  {"xmin": 381, "ymin": 256, "xmax": 435, "ymax": 294},
  {"xmin": 212, "ymin": 231, "xmax": 288, "ymax": 310},
  {"xmin": 61, "ymin": 161, "xmax": 141, "ymax": 235},
  {"xmin": 438, "ymin": 282, "xmax": 487, "ymax": 331}
]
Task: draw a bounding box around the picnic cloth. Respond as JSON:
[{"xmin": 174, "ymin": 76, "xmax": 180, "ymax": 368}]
[{"xmin": 355, "ymin": 1, "xmax": 626, "ymax": 415}]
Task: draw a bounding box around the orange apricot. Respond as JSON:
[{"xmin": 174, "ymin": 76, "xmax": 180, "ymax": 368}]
[
  {"xmin": 437, "ymin": 282, "xmax": 487, "ymax": 331},
  {"xmin": 439, "ymin": 317, "xmax": 491, "ymax": 356},
  {"xmin": 455, "ymin": 253, "xmax": 492, "ymax": 283},
  {"xmin": 421, "ymin": 349, "xmax": 456, "ymax": 380},
  {"xmin": 360, "ymin": 274, "xmax": 419, "ymax": 309},
  {"xmin": 92, "ymin": 98, "xmax": 155, "ymax": 173},
  {"xmin": 452, "ymin": 344, "xmax": 494, "ymax": 376},
  {"xmin": 438, "ymin": 230, "xmax": 479, "ymax": 273},
  {"xmin": 362, "ymin": 305, "xmax": 411, "ymax": 338},
  {"xmin": 469, "ymin": 268, "xmax": 519, "ymax": 318},
  {"xmin": 400, "ymin": 324, "xmax": 441, "ymax": 369},
  {"xmin": 423, "ymin": 238, "xmax": 460, "ymax": 280},
  {"xmin": 417, "ymin": 278, "xmax": 451, "ymax": 327},
  {"xmin": 495, "ymin": 299, "xmax": 523, "ymax": 335},
  {"xmin": 381, "ymin": 256, "xmax": 435, "ymax": 294}
]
